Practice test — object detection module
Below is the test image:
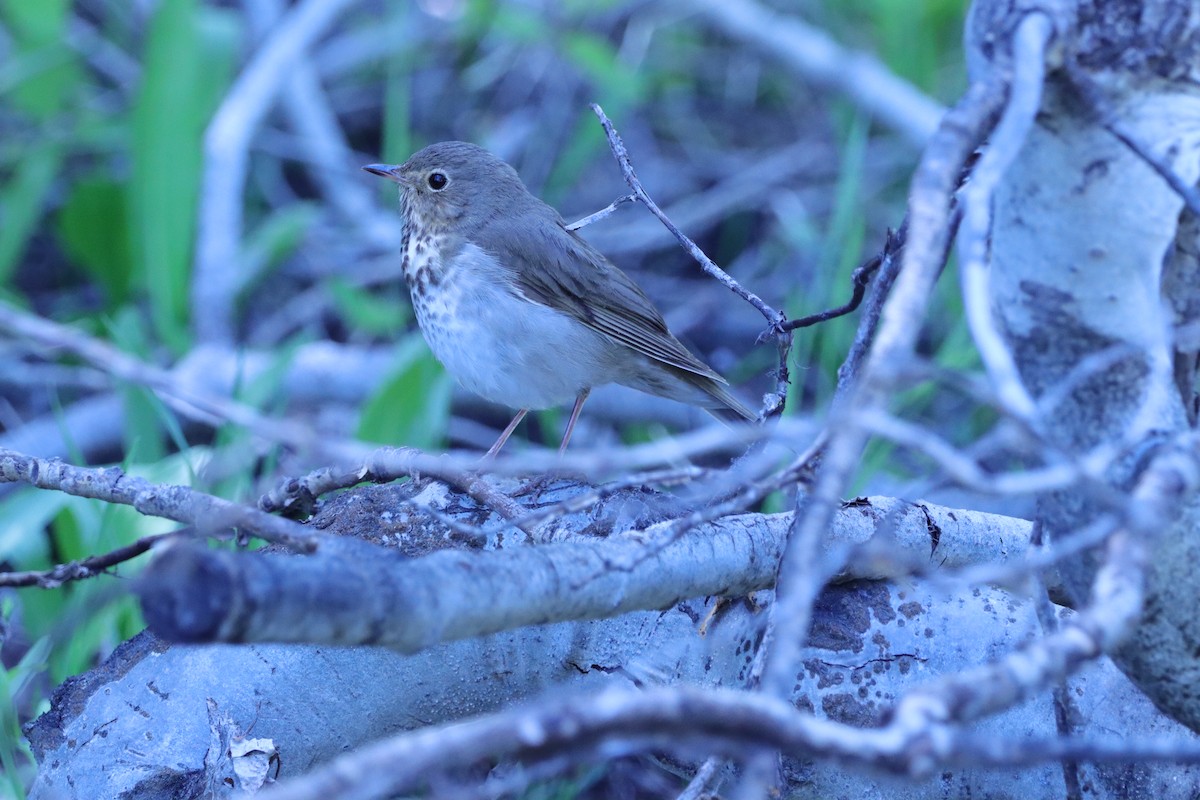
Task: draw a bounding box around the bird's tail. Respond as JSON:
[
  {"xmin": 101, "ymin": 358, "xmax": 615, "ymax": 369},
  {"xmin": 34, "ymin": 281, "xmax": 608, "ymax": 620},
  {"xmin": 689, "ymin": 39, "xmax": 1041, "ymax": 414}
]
[{"xmin": 693, "ymin": 377, "xmax": 758, "ymax": 424}]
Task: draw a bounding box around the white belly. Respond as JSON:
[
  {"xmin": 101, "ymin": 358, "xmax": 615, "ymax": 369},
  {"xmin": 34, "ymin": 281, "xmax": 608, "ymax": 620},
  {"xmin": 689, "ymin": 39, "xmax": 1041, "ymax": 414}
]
[{"xmin": 410, "ymin": 244, "xmax": 622, "ymax": 410}]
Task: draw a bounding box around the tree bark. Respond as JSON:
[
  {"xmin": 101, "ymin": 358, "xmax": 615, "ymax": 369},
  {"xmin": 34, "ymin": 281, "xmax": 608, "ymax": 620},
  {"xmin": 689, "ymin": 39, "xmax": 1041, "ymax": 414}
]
[{"xmin": 969, "ymin": 0, "xmax": 1200, "ymax": 730}]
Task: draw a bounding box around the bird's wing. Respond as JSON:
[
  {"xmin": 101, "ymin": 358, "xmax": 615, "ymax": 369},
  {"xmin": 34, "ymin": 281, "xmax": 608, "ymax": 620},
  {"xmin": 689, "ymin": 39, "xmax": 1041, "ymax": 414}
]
[{"xmin": 481, "ymin": 214, "xmax": 727, "ymax": 383}]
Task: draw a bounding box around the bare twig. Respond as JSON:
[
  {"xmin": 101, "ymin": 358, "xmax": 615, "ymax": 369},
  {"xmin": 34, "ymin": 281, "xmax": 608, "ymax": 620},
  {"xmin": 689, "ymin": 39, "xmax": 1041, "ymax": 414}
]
[
  {"xmin": 776, "ymin": 228, "xmax": 897, "ymax": 335},
  {"xmin": 589, "ymin": 104, "xmax": 786, "ymax": 331},
  {"xmin": 252, "ymin": 684, "xmax": 887, "ymax": 800},
  {"xmin": 1029, "ymin": 539, "xmax": 1084, "ymax": 800},
  {"xmin": 743, "ymin": 75, "xmax": 1009, "ymax": 797},
  {"xmin": 957, "ymin": 12, "xmax": 1053, "ymax": 422},
  {"xmin": 675, "ymin": 756, "xmax": 723, "ymax": 800},
  {"xmin": 0, "ymin": 298, "xmax": 370, "ymax": 463},
  {"xmin": 566, "ymin": 193, "xmax": 637, "ymax": 231},
  {"xmin": 590, "ymin": 103, "xmax": 791, "ymax": 415},
  {"xmin": 0, "ymin": 531, "xmax": 171, "ymax": 588},
  {"xmin": 260, "ymin": 446, "xmax": 531, "ymax": 530},
  {"xmin": 857, "ymin": 409, "xmax": 1112, "ymax": 496},
  {"xmin": 0, "ymin": 448, "xmax": 320, "ymax": 552}
]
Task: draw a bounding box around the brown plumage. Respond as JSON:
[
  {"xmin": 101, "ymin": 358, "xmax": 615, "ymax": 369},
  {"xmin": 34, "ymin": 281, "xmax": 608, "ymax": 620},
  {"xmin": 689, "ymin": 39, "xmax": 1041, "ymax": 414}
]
[{"xmin": 364, "ymin": 141, "xmax": 755, "ymax": 455}]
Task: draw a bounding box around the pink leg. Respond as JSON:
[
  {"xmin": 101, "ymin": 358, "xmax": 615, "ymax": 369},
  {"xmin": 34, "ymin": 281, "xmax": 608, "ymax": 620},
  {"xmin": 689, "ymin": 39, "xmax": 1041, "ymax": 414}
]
[
  {"xmin": 485, "ymin": 409, "xmax": 528, "ymax": 459},
  {"xmin": 558, "ymin": 389, "xmax": 591, "ymax": 453}
]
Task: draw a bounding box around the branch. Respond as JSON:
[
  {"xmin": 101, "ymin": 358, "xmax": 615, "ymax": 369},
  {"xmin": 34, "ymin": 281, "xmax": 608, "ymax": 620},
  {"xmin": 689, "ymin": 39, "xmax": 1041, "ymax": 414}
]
[
  {"xmin": 139, "ymin": 491, "xmax": 1033, "ymax": 649},
  {"xmin": 957, "ymin": 12, "xmax": 1053, "ymax": 422},
  {"xmin": 251, "ymin": 684, "xmax": 892, "ymax": 800},
  {"xmin": 589, "ymin": 103, "xmax": 790, "ymax": 413},
  {"xmin": 258, "ymin": 446, "xmax": 531, "ymax": 530},
  {"xmin": 0, "ymin": 448, "xmax": 319, "ymax": 552},
  {"xmin": 0, "ymin": 531, "xmax": 167, "ymax": 588},
  {"xmin": 0, "ymin": 299, "xmax": 371, "ymax": 462},
  {"xmin": 760, "ymin": 71, "xmax": 1008, "ymax": 732},
  {"xmin": 590, "ymin": 104, "xmax": 783, "ymax": 330}
]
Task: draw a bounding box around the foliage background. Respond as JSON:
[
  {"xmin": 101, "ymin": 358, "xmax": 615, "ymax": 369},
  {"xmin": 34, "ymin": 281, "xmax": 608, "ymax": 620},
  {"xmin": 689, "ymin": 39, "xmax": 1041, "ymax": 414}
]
[{"xmin": 0, "ymin": 0, "xmax": 967, "ymax": 795}]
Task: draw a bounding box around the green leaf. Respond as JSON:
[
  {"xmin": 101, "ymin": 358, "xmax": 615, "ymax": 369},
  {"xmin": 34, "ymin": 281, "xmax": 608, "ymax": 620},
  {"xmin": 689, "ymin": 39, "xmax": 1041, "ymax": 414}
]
[
  {"xmin": 329, "ymin": 277, "xmax": 411, "ymax": 336},
  {"xmin": 130, "ymin": 0, "xmax": 240, "ymax": 351},
  {"xmin": 357, "ymin": 334, "xmax": 451, "ymax": 449},
  {"xmin": 55, "ymin": 176, "xmax": 135, "ymax": 304},
  {"xmin": 0, "ymin": 488, "xmax": 68, "ymax": 567}
]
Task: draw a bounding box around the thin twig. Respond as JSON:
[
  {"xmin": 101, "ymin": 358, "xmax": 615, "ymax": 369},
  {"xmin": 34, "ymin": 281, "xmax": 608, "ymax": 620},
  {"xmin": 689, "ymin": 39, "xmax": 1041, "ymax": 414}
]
[
  {"xmin": 0, "ymin": 298, "xmax": 371, "ymax": 463},
  {"xmin": 956, "ymin": 12, "xmax": 1053, "ymax": 422},
  {"xmin": 676, "ymin": 756, "xmax": 723, "ymax": 800},
  {"xmin": 1029, "ymin": 522, "xmax": 1084, "ymax": 800},
  {"xmin": 260, "ymin": 446, "xmax": 531, "ymax": 531},
  {"xmin": 589, "ymin": 104, "xmax": 786, "ymax": 331},
  {"xmin": 566, "ymin": 194, "xmax": 637, "ymax": 231},
  {"xmin": 0, "ymin": 531, "xmax": 171, "ymax": 588},
  {"xmin": 0, "ymin": 448, "xmax": 320, "ymax": 552},
  {"xmin": 590, "ymin": 103, "xmax": 792, "ymax": 416},
  {"xmin": 777, "ymin": 224, "xmax": 904, "ymax": 335}
]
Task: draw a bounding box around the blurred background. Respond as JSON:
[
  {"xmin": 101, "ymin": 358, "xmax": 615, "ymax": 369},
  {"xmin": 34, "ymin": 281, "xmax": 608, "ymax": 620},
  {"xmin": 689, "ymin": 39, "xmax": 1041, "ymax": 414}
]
[{"xmin": 0, "ymin": 0, "xmax": 969, "ymax": 794}]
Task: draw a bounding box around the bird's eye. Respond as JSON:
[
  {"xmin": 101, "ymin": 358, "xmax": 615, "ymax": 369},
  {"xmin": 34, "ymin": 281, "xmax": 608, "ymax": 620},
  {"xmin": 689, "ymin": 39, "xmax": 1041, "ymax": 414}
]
[{"xmin": 427, "ymin": 172, "xmax": 448, "ymax": 190}]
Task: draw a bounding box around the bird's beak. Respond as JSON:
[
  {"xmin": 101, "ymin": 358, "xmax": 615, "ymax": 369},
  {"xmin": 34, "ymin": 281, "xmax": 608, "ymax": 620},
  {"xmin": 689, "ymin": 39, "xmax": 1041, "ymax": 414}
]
[{"xmin": 362, "ymin": 164, "xmax": 405, "ymax": 183}]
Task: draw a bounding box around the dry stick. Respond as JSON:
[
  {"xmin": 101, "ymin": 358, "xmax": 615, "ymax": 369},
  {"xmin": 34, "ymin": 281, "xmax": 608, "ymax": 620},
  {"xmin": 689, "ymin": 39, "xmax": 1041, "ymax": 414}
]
[
  {"xmin": 0, "ymin": 448, "xmax": 320, "ymax": 553},
  {"xmin": 776, "ymin": 224, "xmax": 904, "ymax": 335},
  {"xmin": 0, "ymin": 302, "xmax": 530, "ymax": 524},
  {"xmin": 856, "ymin": 409, "xmax": 1107, "ymax": 496},
  {"xmin": 260, "ymin": 446, "xmax": 530, "ymax": 529},
  {"xmin": 260, "ymin": 421, "xmax": 815, "ymax": 533},
  {"xmin": 0, "ymin": 532, "xmax": 168, "ymax": 589},
  {"xmin": 747, "ymin": 75, "xmax": 1010, "ymax": 796},
  {"xmin": 0, "ymin": 298, "xmax": 367, "ymax": 463},
  {"xmin": 193, "ymin": 0, "xmax": 357, "ymax": 344},
  {"xmin": 566, "ymin": 193, "xmax": 637, "ymax": 231},
  {"xmin": 675, "ymin": 756, "xmax": 722, "ymax": 800},
  {"xmin": 260, "ymin": 678, "xmax": 1200, "ymax": 800},
  {"xmin": 590, "ymin": 104, "xmax": 783, "ymax": 327},
  {"xmin": 252, "ymin": 684, "xmax": 890, "ymax": 800},
  {"xmin": 589, "ymin": 103, "xmax": 794, "ymax": 413},
  {"xmin": 957, "ymin": 13, "xmax": 1054, "ymax": 423}
]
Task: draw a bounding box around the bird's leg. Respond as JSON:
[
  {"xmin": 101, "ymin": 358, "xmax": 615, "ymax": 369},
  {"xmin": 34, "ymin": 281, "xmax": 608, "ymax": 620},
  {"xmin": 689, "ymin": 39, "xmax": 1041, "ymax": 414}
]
[
  {"xmin": 485, "ymin": 409, "xmax": 528, "ymax": 459},
  {"xmin": 513, "ymin": 391, "xmax": 592, "ymax": 499},
  {"xmin": 558, "ymin": 388, "xmax": 591, "ymax": 453}
]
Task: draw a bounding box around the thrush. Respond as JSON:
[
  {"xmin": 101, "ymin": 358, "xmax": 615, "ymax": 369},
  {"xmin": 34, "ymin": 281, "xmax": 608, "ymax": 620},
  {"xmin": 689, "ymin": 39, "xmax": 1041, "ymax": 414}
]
[{"xmin": 364, "ymin": 141, "xmax": 754, "ymax": 456}]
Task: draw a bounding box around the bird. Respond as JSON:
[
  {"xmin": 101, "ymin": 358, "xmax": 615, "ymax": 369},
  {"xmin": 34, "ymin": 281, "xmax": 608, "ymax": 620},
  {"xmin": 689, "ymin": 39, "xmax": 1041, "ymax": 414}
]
[{"xmin": 363, "ymin": 141, "xmax": 755, "ymax": 457}]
